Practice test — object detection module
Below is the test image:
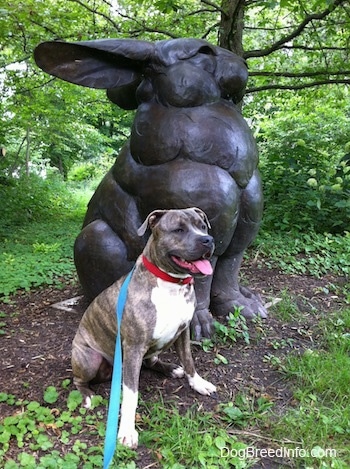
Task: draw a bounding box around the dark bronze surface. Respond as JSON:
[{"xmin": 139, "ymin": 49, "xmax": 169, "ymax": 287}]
[{"xmin": 34, "ymin": 37, "xmax": 267, "ymax": 338}]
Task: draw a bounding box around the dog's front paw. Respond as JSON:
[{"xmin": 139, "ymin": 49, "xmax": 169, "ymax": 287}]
[
  {"xmin": 188, "ymin": 372, "xmax": 216, "ymax": 396},
  {"xmin": 118, "ymin": 427, "xmax": 139, "ymax": 449}
]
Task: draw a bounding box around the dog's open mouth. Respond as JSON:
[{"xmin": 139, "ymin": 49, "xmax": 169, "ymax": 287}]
[{"xmin": 171, "ymin": 255, "xmax": 213, "ymax": 275}]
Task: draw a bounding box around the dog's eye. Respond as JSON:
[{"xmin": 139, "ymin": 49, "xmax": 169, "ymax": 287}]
[
  {"xmin": 174, "ymin": 228, "xmax": 185, "ymax": 233},
  {"xmin": 201, "ymin": 224, "xmax": 207, "ymax": 230}
]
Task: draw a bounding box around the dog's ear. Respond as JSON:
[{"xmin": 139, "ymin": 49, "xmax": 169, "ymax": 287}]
[
  {"xmin": 192, "ymin": 207, "xmax": 211, "ymax": 230},
  {"xmin": 137, "ymin": 210, "xmax": 168, "ymax": 236},
  {"xmin": 34, "ymin": 39, "xmax": 155, "ymax": 110}
]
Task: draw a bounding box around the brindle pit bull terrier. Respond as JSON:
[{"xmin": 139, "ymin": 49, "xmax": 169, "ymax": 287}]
[{"xmin": 71, "ymin": 207, "xmax": 217, "ymax": 448}]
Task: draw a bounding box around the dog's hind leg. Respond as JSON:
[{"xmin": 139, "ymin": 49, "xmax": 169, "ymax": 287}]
[
  {"xmin": 71, "ymin": 343, "xmax": 108, "ymax": 408},
  {"xmin": 143, "ymin": 356, "xmax": 185, "ymax": 378}
]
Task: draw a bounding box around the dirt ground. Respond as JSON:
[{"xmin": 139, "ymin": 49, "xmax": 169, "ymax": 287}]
[{"xmin": 0, "ymin": 261, "xmax": 346, "ymax": 468}]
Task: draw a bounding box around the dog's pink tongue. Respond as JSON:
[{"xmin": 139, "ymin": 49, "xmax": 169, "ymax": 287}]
[{"xmin": 192, "ymin": 259, "xmax": 213, "ymax": 275}]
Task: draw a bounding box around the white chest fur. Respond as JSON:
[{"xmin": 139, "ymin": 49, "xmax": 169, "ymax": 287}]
[{"xmin": 151, "ymin": 279, "xmax": 195, "ymax": 349}]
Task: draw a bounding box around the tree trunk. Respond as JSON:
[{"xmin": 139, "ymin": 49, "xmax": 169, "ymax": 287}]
[
  {"xmin": 219, "ymin": 0, "xmax": 245, "ymax": 56},
  {"xmin": 58, "ymin": 156, "xmax": 65, "ymax": 179},
  {"xmin": 25, "ymin": 127, "xmax": 30, "ymax": 177}
]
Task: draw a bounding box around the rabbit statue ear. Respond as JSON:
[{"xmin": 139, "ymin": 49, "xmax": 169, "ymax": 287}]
[{"xmin": 34, "ymin": 39, "xmax": 154, "ymax": 108}]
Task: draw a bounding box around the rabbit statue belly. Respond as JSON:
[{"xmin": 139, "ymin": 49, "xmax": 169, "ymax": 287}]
[
  {"xmin": 130, "ymin": 101, "xmax": 258, "ymax": 188},
  {"xmin": 34, "ymin": 37, "xmax": 267, "ymax": 339}
]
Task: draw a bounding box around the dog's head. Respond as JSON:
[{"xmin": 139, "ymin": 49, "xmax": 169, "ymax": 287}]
[{"xmin": 138, "ymin": 207, "xmax": 214, "ymax": 277}]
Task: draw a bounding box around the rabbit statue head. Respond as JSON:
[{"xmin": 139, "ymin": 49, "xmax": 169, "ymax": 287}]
[{"xmin": 34, "ymin": 38, "xmax": 248, "ymax": 109}]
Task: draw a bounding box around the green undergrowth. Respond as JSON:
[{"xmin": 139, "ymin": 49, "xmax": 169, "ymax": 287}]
[
  {"xmin": 1, "ymin": 309, "xmax": 350, "ymax": 467},
  {"xmin": 268, "ymin": 308, "xmax": 350, "ymax": 467},
  {"xmin": 199, "ymin": 308, "xmax": 251, "ymax": 365},
  {"xmin": 251, "ymin": 229, "xmax": 350, "ymax": 279},
  {"xmin": 0, "ymin": 385, "xmax": 255, "ymax": 469},
  {"xmin": 0, "ymin": 175, "xmax": 91, "ymax": 299},
  {"xmin": 140, "ymin": 398, "xmax": 254, "ymax": 469},
  {"xmin": 0, "ymin": 385, "xmax": 108, "ymax": 469}
]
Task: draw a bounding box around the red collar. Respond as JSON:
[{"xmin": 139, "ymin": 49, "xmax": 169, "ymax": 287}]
[{"xmin": 142, "ymin": 255, "xmax": 193, "ymax": 285}]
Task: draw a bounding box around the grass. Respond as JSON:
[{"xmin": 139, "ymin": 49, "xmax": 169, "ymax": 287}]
[
  {"xmin": 267, "ymin": 289, "xmax": 305, "ymax": 322},
  {"xmin": 266, "ymin": 308, "xmax": 350, "ymax": 467},
  {"xmin": 140, "ymin": 399, "xmax": 253, "ymax": 468},
  {"xmin": 1, "ymin": 175, "xmax": 350, "ymax": 467},
  {"xmin": 0, "ymin": 176, "xmax": 91, "ymax": 299}
]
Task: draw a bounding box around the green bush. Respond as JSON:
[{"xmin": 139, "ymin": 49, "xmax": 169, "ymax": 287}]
[
  {"xmin": 0, "ymin": 173, "xmax": 78, "ymax": 233},
  {"xmin": 252, "ymin": 92, "xmax": 350, "ymax": 234},
  {"xmin": 68, "ymin": 163, "xmax": 97, "ymax": 182},
  {"xmin": 259, "ymin": 142, "xmax": 350, "ymax": 233}
]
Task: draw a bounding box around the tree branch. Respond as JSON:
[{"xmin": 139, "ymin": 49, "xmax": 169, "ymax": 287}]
[
  {"xmin": 244, "ymin": 0, "xmax": 347, "ymax": 59},
  {"xmin": 29, "ymin": 20, "xmax": 60, "ymax": 38},
  {"xmin": 188, "ymin": 8, "xmax": 219, "ymax": 17},
  {"xmin": 69, "ymin": 0, "xmax": 121, "ymax": 32},
  {"xmin": 129, "ymin": 26, "xmax": 178, "ymax": 39},
  {"xmin": 280, "ymin": 45, "xmax": 348, "ymax": 52},
  {"xmin": 298, "ymin": 0, "xmax": 331, "ymax": 70},
  {"xmin": 16, "ymin": 78, "xmax": 56, "ymax": 95},
  {"xmin": 246, "ymin": 78, "xmax": 350, "ymax": 93},
  {"xmin": 249, "ymin": 70, "xmax": 350, "ymax": 78},
  {"xmin": 1, "ymin": 56, "xmax": 31, "ymax": 70},
  {"xmin": 200, "ymin": 0, "xmax": 226, "ymax": 16},
  {"xmin": 202, "ymin": 22, "xmax": 221, "ymax": 40}
]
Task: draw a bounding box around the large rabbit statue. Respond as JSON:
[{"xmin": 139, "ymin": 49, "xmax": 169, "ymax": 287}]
[{"xmin": 34, "ymin": 37, "xmax": 267, "ymax": 339}]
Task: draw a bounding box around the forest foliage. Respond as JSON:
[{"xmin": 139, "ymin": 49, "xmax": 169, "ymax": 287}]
[{"xmin": 0, "ymin": 0, "xmax": 349, "ymax": 233}]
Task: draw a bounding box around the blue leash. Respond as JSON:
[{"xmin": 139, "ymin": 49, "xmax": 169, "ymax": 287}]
[{"xmin": 103, "ymin": 268, "xmax": 134, "ymax": 469}]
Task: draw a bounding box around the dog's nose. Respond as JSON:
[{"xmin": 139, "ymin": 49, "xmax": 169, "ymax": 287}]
[{"xmin": 201, "ymin": 236, "xmax": 214, "ymax": 248}]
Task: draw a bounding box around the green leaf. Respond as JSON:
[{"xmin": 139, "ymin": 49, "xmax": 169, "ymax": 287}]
[
  {"xmin": 36, "ymin": 434, "xmax": 53, "ymax": 451},
  {"xmin": 214, "ymin": 435, "xmax": 227, "ymax": 449},
  {"xmin": 4, "ymin": 460, "xmax": 20, "ymax": 469},
  {"xmin": 67, "ymin": 390, "xmax": 83, "ymax": 411},
  {"xmin": 43, "ymin": 386, "xmax": 59, "ymax": 404},
  {"xmin": 223, "ymin": 405, "xmax": 244, "ymax": 421},
  {"xmin": 18, "ymin": 452, "xmax": 36, "ymax": 467},
  {"xmin": 26, "ymin": 401, "xmax": 40, "ymax": 411}
]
